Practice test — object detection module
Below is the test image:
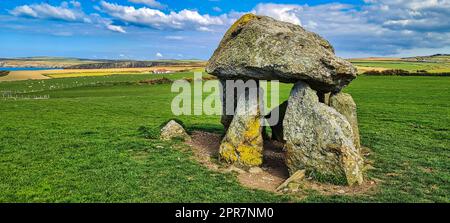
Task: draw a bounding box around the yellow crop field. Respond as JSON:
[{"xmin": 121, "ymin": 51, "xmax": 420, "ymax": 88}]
[{"xmin": 44, "ymin": 67, "xmax": 204, "ymax": 78}]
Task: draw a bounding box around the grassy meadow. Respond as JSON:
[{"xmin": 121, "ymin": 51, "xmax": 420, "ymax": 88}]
[{"xmin": 0, "ymin": 72, "xmax": 449, "ymax": 202}]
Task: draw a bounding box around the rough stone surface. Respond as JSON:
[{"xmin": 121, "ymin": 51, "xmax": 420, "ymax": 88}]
[
  {"xmin": 249, "ymin": 167, "xmax": 263, "ymax": 174},
  {"xmin": 219, "ymin": 89, "xmax": 264, "ymax": 167},
  {"xmin": 283, "ymin": 82, "xmax": 363, "ymax": 186},
  {"xmin": 265, "ymin": 101, "xmax": 288, "ymax": 142},
  {"xmin": 329, "ymin": 92, "xmax": 361, "ymax": 151},
  {"xmin": 206, "ymin": 14, "xmax": 357, "ymax": 93},
  {"xmin": 324, "ymin": 92, "xmax": 331, "ymax": 105},
  {"xmin": 219, "ymin": 79, "xmax": 236, "ymax": 132},
  {"xmin": 227, "ymin": 166, "xmax": 246, "ymax": 174},
  {"xmin": 276, "ymin": 169, "xmax": 306, "ymax": 191},
  {"xmin": 160, "ymin": 120, "xmax": 190, "ymax": 141}
]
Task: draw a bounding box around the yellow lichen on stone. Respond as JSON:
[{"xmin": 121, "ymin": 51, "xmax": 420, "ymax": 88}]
[
  {"xmin": 225, "ymin": 13, "xmax": 257, "ymax": 37},
  {"xmin": 219, "ymin": 115, "xmax": 263, "ymax": 166},
  {"xmin": 236, "ymin": 144, "xmax": 263, "ymax": 166},
  {"xmin": 237, "ymin": 113, "xmax": 262, "ymax": 166},
  {"xmin": 244, "ymin": 117, "xmax": 261, "ymax": 140},
  {"xmin": 239, "ymin": 116, "xmax": 263, "ymax": 166},
  {"xmin": 219, "ymin": 142, "xmax": 239, "ymax": 163},
  {"xmin": 218, "ymin": 101, "xmax": 263, "ymax": 167}
]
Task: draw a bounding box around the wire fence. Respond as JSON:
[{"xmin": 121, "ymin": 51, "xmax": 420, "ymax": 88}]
[
  {"xmin": 0, "ymin": 82, "xmax": 104, "ymax": 100},
  {"xmin": 1, "ymin": 90, "xmax": 50, "ymax": 100}
]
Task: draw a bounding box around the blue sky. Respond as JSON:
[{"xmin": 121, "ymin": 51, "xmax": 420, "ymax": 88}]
[{"xmin": 0, "ymin": 0, "xmax": 449, "ymax": 59}]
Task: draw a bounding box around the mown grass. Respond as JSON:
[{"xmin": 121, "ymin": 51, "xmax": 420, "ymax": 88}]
[{"xmin": 0, "ymin": 73, "xmax": 448, "ymax": 202}]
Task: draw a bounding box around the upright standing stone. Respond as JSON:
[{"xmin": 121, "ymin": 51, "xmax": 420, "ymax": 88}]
[
  {"xmin": 219, "ymin": 87, "xmax": 264, "ymax": 167},
  {"xmin": 329, "ymin": 92, "xmax": 361, "ymax": 151},
  {"xmin": 283, "ymin": 82, "xmax": 363, "ymax": 185}
]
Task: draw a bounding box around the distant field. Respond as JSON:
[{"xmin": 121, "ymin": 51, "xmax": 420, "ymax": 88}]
[
  {"xmin": 0, "ymin": 70, "xmax": 51, "ymax": 82},
  {"xmin": 0, "ymin": 67, "xmax": 205, "ymax": 82},
  {"xmin": 0, "ymin": 72, "xmax": 448, "ymax": 202},
  {"xmin": 44, "ymin": 66, "xmax": 203, "ymax": 78},
  {"xmin": 5, "ymin": 55, "xmax": 450, "ymax": 79},
  {"xmin": 350, "ymin": 55, "xmax": 450, "ymax": 74},
  {"xmin": 0, "ymin": 56, "xmax": 206, "ymax": 81},
  {"xmin": 0, "ymin": 57, "xmax": 207, "ymax": 70},
  {"xmin": 350, "ymin": 60, "xmax": 450, "ymax": 73}
]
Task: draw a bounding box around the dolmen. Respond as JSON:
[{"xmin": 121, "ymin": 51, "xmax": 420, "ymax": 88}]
[{"xmin": 206, "ymin": 14, "xmax": 363, "ymax": 186}]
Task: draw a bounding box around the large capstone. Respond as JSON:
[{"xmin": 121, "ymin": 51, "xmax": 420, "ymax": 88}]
[
  {"xmin": 206, "ymin": 14, "xmax": 357, "ymax": 93},
  {"xmin": 329, "ymin": 92, "xmax": 361, "ymax": 151},
  {"xmin": 219, "ymin": 87, "xmax": 264, "ymax": 167},
  {"xmin": 283, "ymin": 82, "xmax": 364, "ymax": 186}
]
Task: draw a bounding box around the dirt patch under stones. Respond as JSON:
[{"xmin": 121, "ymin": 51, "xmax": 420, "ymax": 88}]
[{"xmin": 186, "ymin": 130, "xmax": 378, "ymax": 196}]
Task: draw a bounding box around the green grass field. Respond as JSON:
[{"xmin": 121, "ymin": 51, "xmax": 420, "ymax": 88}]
[{"xmin": 0, "ymin": 73, "xmax": 449, "ymax": 202}]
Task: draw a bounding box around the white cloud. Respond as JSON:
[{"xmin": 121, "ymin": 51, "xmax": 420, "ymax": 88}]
[
  {"xmin": 10, "ymin": 2, "xmax": 89, "ymax": 23},
  {"xmin": 129, "ymin": 0, "xmax": 165, "ymax": 9},
  {"xmin": 252, "ymin": 1, "xmax": 450, "ymax": 56},
  {"xmin": 52, "ymin": 31, "xmax": 73, "ymax": 37},
  {"xmin": 98, "ymin": 1, "xmax": 234, "ymax": 31},
  {"xmin": 87, "ymin": 13, "xmax": 127, "ymax": 33},
  {"xmin": 10, "ymin": 2, "xmax": 126, "ymax": 34},
  {"xmin": 253, "ymin": 3, "xmax": 302, "ymax": 25},
  {"xmin": 212, "ymin": 7, "xmax": 222, "ymax": 12},
  {"xmin": 70, "ymin": 1, "xmax": 82, "ymax": 8},
  {"xmin": 156, "ymin": 52, "xmax": 163, "ymax": 57},
  {"xmin": 197, "ymin": 26, "xmax": 214, "ymax": 32},
  {"xmin": 165, "ymin": 36, "xmax": 184, "ymax": 40},
  {"xmin": 107, "ymin": 24, "xmax": 126, "ymax": 33},
  {"xmin": 363, "ymin": 0, "xmax": 450, "ymax": 32},
  {"xmin": 7, "ymin": 0, "xmax": 450, "ymax": 57}
]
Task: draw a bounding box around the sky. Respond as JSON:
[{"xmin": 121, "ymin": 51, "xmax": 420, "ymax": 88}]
[{"xmin": 0, "ymin": 0, "xmax": 449, "ymax": 60}]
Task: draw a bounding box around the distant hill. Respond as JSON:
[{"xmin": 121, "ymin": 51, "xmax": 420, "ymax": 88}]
[
  {"xmin": 0, "ymin": 57, "xmax": 109, "ymax": 68},
  {"xmin": 1, "ymin": 56, "xmax": 107, "ymax": 61},
  {"xmin": 349, "ymin": 54, "xmax": 450, "ymax": 63},
  {"xmin": 348, "ymin": 57, "xmax": 402, "ymax": 61},
  {"xmin": 67, "ymin": 60, "xmax": 206, "ymax": 69},
  {"xmin": 401, "ymin": 54, "xmax": 450, "ymax": 63},
  {"xmin": 0, "ymin": 57, "xmax": 206, "ymax": 69}
]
